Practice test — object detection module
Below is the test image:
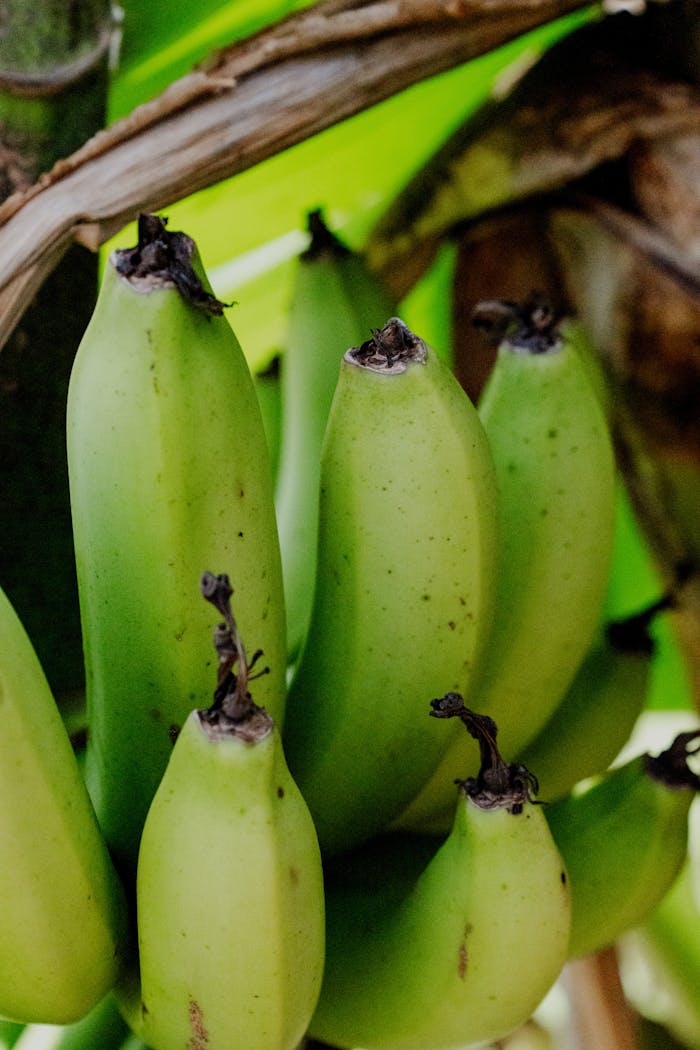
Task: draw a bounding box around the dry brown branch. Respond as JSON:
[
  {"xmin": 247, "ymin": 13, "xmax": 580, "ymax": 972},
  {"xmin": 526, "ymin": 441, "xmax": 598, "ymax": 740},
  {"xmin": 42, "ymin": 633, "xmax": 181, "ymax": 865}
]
[
  {"xmin": 565, "ymin": 947, "xmax": 640, "ymax": 1050},
  {"xmin": 0, "ymin": 0, "xmax": 593, "ymax": 348}
]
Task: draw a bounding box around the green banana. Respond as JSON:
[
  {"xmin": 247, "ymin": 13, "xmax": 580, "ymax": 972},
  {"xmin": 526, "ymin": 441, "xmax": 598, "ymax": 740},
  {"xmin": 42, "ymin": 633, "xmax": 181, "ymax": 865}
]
[
  {"xmin": 309, "ymin": 698, "xmax": 571, "ymax": 1050},
  {"xmin": 275, "ymin": 209, "xmax": 396, "ymax": 660},
  {"xmin": 133, "ymin": 573, "xmax": 324, "ymax": 1050},
  {"xmin": 392, "ymin": 300, "xmax": 616, "ymax": 830},
  {"xmin": 67, "ymin": 213, "xmax": 286, "ymax": 877},
  {"xmin": 0, "ymin": 583, "xmax": 128, "ymax": 1024},
  {"xmin": 514, "ymin": 594, "xmax": 673, "ymax": 803},
  {"xmin": 11, "ymin": 995, "xmax": 129, "ymax": 1050},
  {"xmin": 546, "ymin": 728, "xmax": 700, "ymax": 960},
  {"xmin": 282, "ymin": 317, "xmax": 499, "ymax": 854}
]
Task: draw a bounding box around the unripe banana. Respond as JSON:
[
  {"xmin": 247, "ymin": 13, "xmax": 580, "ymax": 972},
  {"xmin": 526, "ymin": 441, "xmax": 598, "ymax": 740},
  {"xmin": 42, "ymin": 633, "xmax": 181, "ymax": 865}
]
[
  {"xmin": 515, "ymin": 594, "xmax": 673, "ymax": 802},
  {"xmin": 0, "ymin": 583, "xmax": 128, "ymax": 1024},
  {"xmin": 282, "ymin": 317, "xmax": 498, "ymax": 854},
  {"xmin": 133, "ymin": 573, "xmax": 324, "ymax": 1050},
  {"xmin": 67, "ymin": 214, "xmax": 286, "ymax": 877},
  {"xmin": 275, "ymin": 209, "xmax": 396, "ymax": 660},
  {"xmin": 309, "ymin": 698, "xmax": 570, "ymax": 1050},
  {"xmin": 394, "ymin": 300, "xmax": 616, "ymax": 830},
  {"xmin": 546, "ymin": 729, "xmax": 700, "ymax": 960}
]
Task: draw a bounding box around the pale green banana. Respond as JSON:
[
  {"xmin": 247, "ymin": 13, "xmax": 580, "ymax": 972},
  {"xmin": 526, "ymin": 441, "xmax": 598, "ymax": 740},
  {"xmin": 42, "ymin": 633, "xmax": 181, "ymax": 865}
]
[
  {"xmin": 133, "ymin": 573, "xmax": 324, "ymax": 1050},
  {"xmin": 67, "ymin": 213, "xmax": 286, "ymax": 877},
  {"xmin": 0, "ymin": 584, "xmax": 128, "ymax": 1024},
  {"xmin": 546, "ymin": 729, "xmax": 700, "ymax": 960},
  {"xmin": 392, "ymin": 301, "xmax": 616, "ymax": 830},
  {"xmin": 11, "ymin": 995, "xmax": 129, "ymax": 1050},
  {"xmin": 275, "ymin": 209, "xmax": 396, "ymax": 660},
  {"xmin": 282, "ymin": 317, "xmax": 498, "ymax": 854},
  {"xmin": 515, "ymin": 594, "xmax": 673, "ymax": 803},
  {"xmin": 309, "ymin": 699, "xmax": 571, "ymax": 1050}
]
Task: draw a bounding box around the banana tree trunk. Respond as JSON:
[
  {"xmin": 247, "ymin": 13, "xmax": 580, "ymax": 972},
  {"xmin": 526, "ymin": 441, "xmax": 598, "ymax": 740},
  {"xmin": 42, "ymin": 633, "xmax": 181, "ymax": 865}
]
[{"xmin": 0, "ymin": 0, "xmax": 113, "ymax": 697}]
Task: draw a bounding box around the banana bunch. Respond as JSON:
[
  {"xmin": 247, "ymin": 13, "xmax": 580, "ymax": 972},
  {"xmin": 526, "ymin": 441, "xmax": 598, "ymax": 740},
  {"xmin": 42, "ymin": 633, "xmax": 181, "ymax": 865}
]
[
  {"xmin": 0, "ymin": 583, "xmax": 128, "ymax": 1025},
  {"xmin": 66, "ymin": 213, "xmax": 286, "ymax": 877},
  {"xmin": 309, "ymin": 697, "xmax": 571, "ymax": 1050},
  {"xmin": 282, "ymin": 316, "xmax": 499, "ymax": 854},
  {"xmin": 130, "ymin": 573, "xmax": 324, "ymax": 1050},
  {"xmin": 5, "ymin": 199, "xmax": 695, "ymax": 1050},
  {"xmin": 275, "ymin": 209, "xmax": 396, "ymax": 661}
]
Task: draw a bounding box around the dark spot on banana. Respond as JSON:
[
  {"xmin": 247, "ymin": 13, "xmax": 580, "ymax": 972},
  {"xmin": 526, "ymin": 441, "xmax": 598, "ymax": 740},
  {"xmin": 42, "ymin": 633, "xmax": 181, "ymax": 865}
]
[
  {"xmin": 168, "ymin": 724, "xmax": 181, "ymax": 745},
  {"xmin": 277, "ymin": 786, "xmax": 285, "ymax": 798},
  {"xmin": 448, "ymin": 621, "xmax": 456, "ymax": 630},
  {"xmin": 560, "ymin": 870, "xmax": 567, "ymax": 885},
  {"xmin": 188, "ymin": 997, "xmax": 209, "ymax": 1048},
  {"xmin": 458, "ymin": 923, "xmax": 472, "ymax": 980},
  {"xmin": 289, "ymin": 865, "xmax": 299, "ymax": 885}
]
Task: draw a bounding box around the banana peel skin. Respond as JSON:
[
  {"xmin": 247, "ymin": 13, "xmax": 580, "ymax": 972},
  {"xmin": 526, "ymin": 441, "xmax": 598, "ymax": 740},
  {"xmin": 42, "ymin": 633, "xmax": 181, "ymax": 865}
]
[{"xmin": 66, "ymin": 214, "xmax": 286, "ymax": 879}]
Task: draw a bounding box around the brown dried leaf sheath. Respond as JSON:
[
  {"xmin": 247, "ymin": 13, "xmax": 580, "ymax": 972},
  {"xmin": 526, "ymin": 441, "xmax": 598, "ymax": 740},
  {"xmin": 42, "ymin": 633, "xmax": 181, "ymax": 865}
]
[{"xmin": 0, "ymin": 0, "xmax": 591, "ymax": 348}]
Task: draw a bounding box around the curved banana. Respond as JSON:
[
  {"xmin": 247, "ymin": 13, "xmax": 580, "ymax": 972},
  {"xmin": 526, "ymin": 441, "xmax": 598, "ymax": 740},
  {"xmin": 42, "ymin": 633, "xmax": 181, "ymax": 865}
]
[
  {"xmin": 0, "ymin": 584, "xmax": 128, "ymax": 1024},
  {"xmin": 282, "ymin": 317, "xmax": 498, "ymax": 854},
  {"xmin": 393, "ymin": 300, "xmax": 616, "ymax": 830},
  {"xmin": 275, "ymin": 209, "xmax": 396, "ymax": 660},
  {"xmin": 67, "ymin": 213, "xmax": 286, "ymax": 877},
  {"xmin": 546, "ymin": 728, "xmax": 700, "ymax": 960},
  {"xmin": 133, "ymin": 573, "xmax": 324, "ymax": 1050},
  {"xmin": 309, "ymin": 698, "xmax": 571, "ymax": 1050},
  {"xmin": 515, "ymin": 593, "xmax": 673, "ymax": 803}
]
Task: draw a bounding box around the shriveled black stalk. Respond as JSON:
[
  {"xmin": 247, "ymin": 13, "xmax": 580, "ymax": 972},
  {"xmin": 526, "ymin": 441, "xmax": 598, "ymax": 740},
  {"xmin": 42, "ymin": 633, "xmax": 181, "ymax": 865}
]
[
  {"xmin": 471, "ymin": 295, "xmax": 562, "ymax": 354},
  {"xmin": 302, "ymin": 208, "xmax": 351, "ymax": 261},
  {"xmin": 345, "ymin": 316, "xmax": 427, "ymax": 374},
  {"xmin": 605, "ymin": 591, "xmax": 677, "ymax": 657},
  {"xmin": 430, "ymin": 693, "xmax": 539, "ymax": 814},
  {"xmin": 113, "ymin": 213, "xmax": 227, "ymax": 316},
  {"xmin": 644, "ymin": 730, "xmax": 700, "ymax": 791},
  {"xmin": 198, "ymin": 571, "xmax": 271, "ymax": 742},
  {"xmin": 606, "ymin": 559, "xmax": 697, "ymax": 655}
]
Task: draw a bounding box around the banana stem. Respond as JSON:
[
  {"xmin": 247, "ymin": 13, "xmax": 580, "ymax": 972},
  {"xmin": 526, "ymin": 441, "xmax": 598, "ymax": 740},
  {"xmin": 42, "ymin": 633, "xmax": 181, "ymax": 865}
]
[
  {"xmin": 565, "ymin": 946, "xmax": 640, "ymax": 1050},
  {"xmin": 429, "ymin": 694, "xmax": 539, "ymax": 813},
  {"xmin": 199, "ymin": 571, "xmax": 271, "ymax": 739}
]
